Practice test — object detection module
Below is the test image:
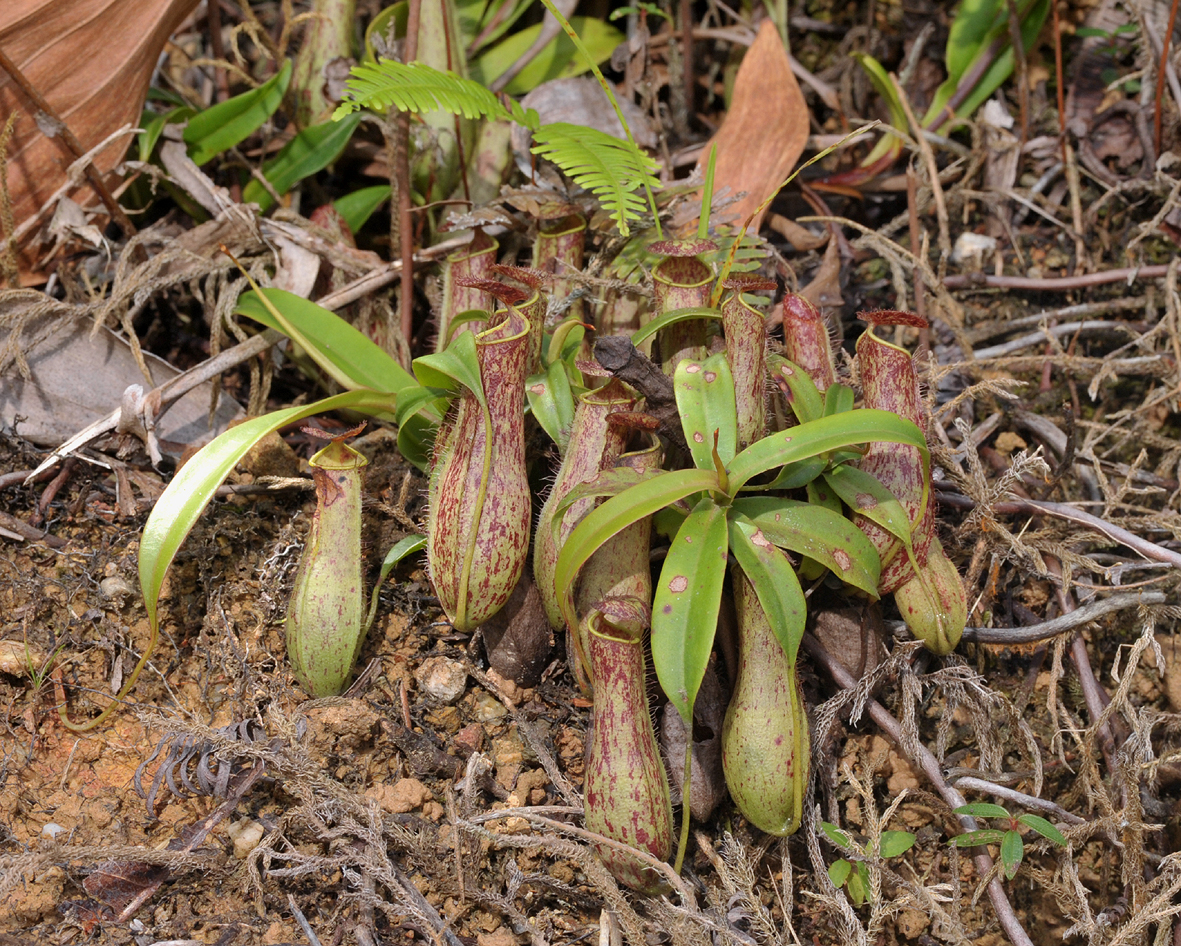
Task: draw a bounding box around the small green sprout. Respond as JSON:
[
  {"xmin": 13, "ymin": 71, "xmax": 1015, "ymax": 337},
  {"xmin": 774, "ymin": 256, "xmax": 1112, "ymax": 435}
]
[
  {"xmin": 950, "ymin": 803, "xmax": 1068, "ymax": 879},
  {"xmin": 821, "ymin": 821, "xmax": 916, "ymax": 907}
]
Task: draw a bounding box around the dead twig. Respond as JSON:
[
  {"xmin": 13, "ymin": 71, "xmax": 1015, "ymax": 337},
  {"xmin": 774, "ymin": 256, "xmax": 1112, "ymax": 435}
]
[
  {"xmin": 960, "ymin": 591, "xmax": 1166, "ymax": 645},
  {"xmin": 943, "ymin": 265, "xmax": 1171, "ymax": 290}
]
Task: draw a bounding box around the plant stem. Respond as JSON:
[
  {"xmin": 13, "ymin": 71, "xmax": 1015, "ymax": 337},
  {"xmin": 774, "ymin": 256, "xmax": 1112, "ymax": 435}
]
[
  {"xmin": 397, "ymin": 0, "xmax": 424, "ymax": 351},
  {"xmin": 536, "ymin": 0, "xmax": 663, "ymax": 238},
  {"xmin": 674, "ymin": 741, "xmax": 693, "ymax": 873},
  {"xmin": 1155, "ymin": 0, "xmax": 1181, "ymax": 157}
]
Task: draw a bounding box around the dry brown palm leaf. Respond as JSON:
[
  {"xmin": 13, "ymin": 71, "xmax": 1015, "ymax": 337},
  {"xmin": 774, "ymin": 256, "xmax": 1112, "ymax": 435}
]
[
  {"xmin": 0, "ymin": 0, "xmax": 201, "ymax": 283},
  {"xmin": 694, "ymin": 19, "xmax": 809, "ymax": 235}
]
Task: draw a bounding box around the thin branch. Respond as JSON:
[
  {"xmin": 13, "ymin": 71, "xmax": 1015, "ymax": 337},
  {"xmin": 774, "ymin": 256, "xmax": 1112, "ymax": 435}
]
[
  {"xmin": 943, "ymin": 265, "xmax": 1171, "ymax": 290},
  {"xmin": 952, "ymin": 777, "xmax": 1086, "ymax": 824},
  {"xmin": 960, "ymin": 591, "xmax": 1166, "ymax": 645}
]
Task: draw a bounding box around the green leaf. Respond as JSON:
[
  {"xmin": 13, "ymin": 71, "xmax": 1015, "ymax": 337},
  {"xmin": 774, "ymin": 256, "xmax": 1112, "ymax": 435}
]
[
  {"xmin": 554, "ymin": 468, "xmax": 720, "ymax": 634},
  {"xmin": 954, "ymin": 802, "xmax": 1011, "ymax": 819},
  {"xmin": 727, "ymin": 514, "xmax": 807, "ymax": 663},
  {"xmin": 651, "ymin": 497, "xmax": 728, "ymax": 727},
  {"xmin": 821, "ymin": 821, "xmax": 854, "ymax": 848},
  {"xmin": 766, "ymin": 354, "xmax": 824, "ymax": 425},
  {"xmin": 470, "ymin": 16, "xmax": 624, "ymax": 95},
  {"xmin": 184, "ymin": 59, "xmax": 292, "ymax": 165},
  {"xmin": 139, "ymin": 106, "xmax": 193, "ymax": 162},
  {"xmin": 1018, "ymin": 815, "xmax": 1068, "ymax": 847},
  {"xmin": 731, "ymin": 497, "xmax": 880, "ymax": 596},
  {"xmin": 879, "ymin": 830, "xmax": 917, "ymax": 858},
  {"xmin": 851, "ymin": 53, "xmax": 907, "ymax": 166},
  {"xmin": 333, "ymin": 184, "xmax": 391, "ymax": 232},
  {"xmin": 334, "ymin": 59, "xmax": 539, "ymax": 129},
  {"xmin": 765, "ymin": 457, "xmax": 825, "ymax": 490},
  {"xmin": 526, "ymin": 360, "xmax": 576, "ymax": 451},
  {"xmin": 728, "ymin": 410, "xmax": 930, "ymax": 496},
  {"xmin": 950, "ymin": 829, "xmax": 1007, "ymax": 847},
  {"xmin": 236, "ymin": 288, "xmax": 417, "ymax": 396},
  {"xmin": 1000, "ymin": 830, "xmax": 1024, "ymax": 878},
  {"xmin": 364, "ymin": 535, "xmax": 427, "ymax": 632},
  {"xmin": 530, "ymin": 122, "xmax": 661, "ymax": 237},
  {"xmin": 823, "ymin": 464, "xmax": 919, "ymax": 549},
  {"xmin": 551, "ymin": 467, "xmax": 661, "ymax": 528},
  {"xmin": 140, "ymin": 390, "xmax": 399, "ymax": 633},
  {"xmin": 824, "ymin": 383, "xmax": 855, "ymax": 416},
  {"xmin": 412, "ymin": 330, "xmax": 485, "ymax": 404},
  {"xmin": 847, "ymin": 864, "xmax": 869, "ymax": 906},
  {"xmin": 828, "ymin": 858, "xmax": 852, "ymax": 887},
  {"xmin": 243, "ymin": 112, "xmax": 363, "ymax": 211},
  {"xmin": 675, "ymin": 353, "xmax": 737, "ymax": 470},
  {"xmin": 631, "ymin": 306, "xmax": 720, "ymax": 348}
]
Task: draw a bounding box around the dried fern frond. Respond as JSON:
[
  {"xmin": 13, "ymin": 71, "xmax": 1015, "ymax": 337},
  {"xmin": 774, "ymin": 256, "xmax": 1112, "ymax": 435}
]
[
  {"xmin": 530, "ymin": 123, "xmax": 661, "ymax": 237},
  {"xmin": 333, "ymin": 60, "xmax": 539, "ymax": 130}
]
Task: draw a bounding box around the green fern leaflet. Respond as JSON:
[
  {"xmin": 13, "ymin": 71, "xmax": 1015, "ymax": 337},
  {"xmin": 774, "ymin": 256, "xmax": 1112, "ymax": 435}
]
[
  {"xmin": 333, "ymin": 61, "xmax": 539, "ymax": 130},
  {"xmin": 530, "ymin": 123, "xmax": 660, "ymax": 236}
]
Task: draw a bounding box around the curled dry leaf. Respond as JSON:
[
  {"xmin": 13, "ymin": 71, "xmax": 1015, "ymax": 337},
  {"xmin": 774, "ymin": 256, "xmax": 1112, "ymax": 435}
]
[{"xmin": 694, "ymin": 20, "xmax": 809, "ymax": 234}]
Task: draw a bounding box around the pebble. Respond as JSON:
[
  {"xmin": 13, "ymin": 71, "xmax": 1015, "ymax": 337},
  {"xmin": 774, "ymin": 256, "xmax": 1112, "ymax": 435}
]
[
  {"xmin": 415, "ymin": 656, "xmax": 468, "ymax": 704},
  {"xmin": 226, "ymin": 819, "xmax": 265, "ymax": 858}
]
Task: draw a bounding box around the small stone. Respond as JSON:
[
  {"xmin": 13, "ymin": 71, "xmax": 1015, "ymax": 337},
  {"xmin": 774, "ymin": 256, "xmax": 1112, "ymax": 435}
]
[
  {"xmin": 951, "ymin": 232, "xmax": 997, "ymax": 269},
  {"xmin": 422, "ymin": 801, "xmax": 445, "ymax": 822},
  {"xmin": 226, "ymin": 819, "xmax": 265, "ymax": 859},
  {"xmin": 100, "ymin": 576, "xmax": 134, "ymax": 599},
  {"xmin": 416, "ymin": 656, "xmax": 468, "ymax": 704},
  {"xmin": 994, "ymin": 431, "xmax": 1027, "ymax": 455},
  {"xmin": 897, "ymin": 909, "xmax": 929, "ymax": 938},
  {"xmin": 473, "ymin": 690, "xmax": 508, "ymax": 721},
  {"xmin": 453, "ymin": 723, "xmax": 484, "ymax": 755},
  {"xmin": 374, "ymin": 777, "xmax": 434, "ymax": 814}
]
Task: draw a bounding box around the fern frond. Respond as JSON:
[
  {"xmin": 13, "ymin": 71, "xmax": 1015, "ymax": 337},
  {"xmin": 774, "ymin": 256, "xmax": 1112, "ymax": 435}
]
[
  {"xmin": 333, "ymin": 61, "xmax": 539, "ymax": 130},
  {"xmin": 530, "ymin": 123, "xmax": 661, "ymax": 237}
]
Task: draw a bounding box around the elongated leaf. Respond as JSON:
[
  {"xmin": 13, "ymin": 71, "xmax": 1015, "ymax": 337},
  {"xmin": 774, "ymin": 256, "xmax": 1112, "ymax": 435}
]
[
  {"xmin": 954, "ymin": 802, "xmax": 1011, "ymax": 819},
  {"xmin": 824, "ymin": 383, "xmax": 855, "ymax": 416},
  {"xmin": 185, "ymin": 59, "xmax": 292, "ymax": 165},
  {"xmin": 551, "ymin": 467, "xmax": 659, "ymax": 527},
  {"xmin": 365, "ymin": 535, "xmax": 427, "ymax": 631},
  {"xmin": 879, "ymin": 831, "xmax": 916, "ymax": 858},
  {"xmin": 1017, "ymin": 815, "xmax": 1068, "ymax": 847},
  {"xmin": 727, "ymin": 514, "xmax": 807, "ymax": 663},
  {"xmin": 823, "ymin": 464, "xmax": 919, "ymax": 550},
  {"xmin": 728, "ymin": 410, "xmax": 930, "ymax": 496},
  {"xmin": 470, "ymin": 16, "xmax": 624, "ymax": 94},
  {"xmin": 140, "ymin": 106, "xmax": 193, "ymax": 162},
  {"xmin": 852, "ymin": 53, "xmax": 906, "ymax": 167},
  {"xmin": 767, "ymin": 354, "xmax": 823, "ymax": 424},
  {"xmin": 950, "ymin": 829, "xmax": 1007, "ymax": 847},
  {"xmin": 807, "ymin": 477, "xmax": 844, "ymax": 516},
  {"xmin": 554, "ymin": 468, "xmax": 719, "ymax": 636},
  {"xmin": 526, "ymin": 360, "xmax": 576, "ymax": 451},
  {"xmin": 334, "ymin": 184, "xmax": 391, "ymax": 232},
  {"xmin": 243, "ymin": 112, "xmax": 363, "ymax": 211},
  {"xmin": 766, "ymin": 457, "xmax": 826, "ymax": 490},
  {"xmin": 412, "ymin": 330, "xmax": 485, "ymax": 403},
  {"xmin": 732, "ymin": 497, "xmax": 880, "ymax": 596},
  {"xmin": 1000, "ymin": 830, "xmax": 1024, "ymax": 878},
  {"xmin": 631, "ymin": 306, "xmax": 720, "ymax": 347},
  {"xmin": 675, "ymin": 354, "xmax": 737, "ymax": 470},
  {"xmin": 140, "ymin": 390, "xmax": 399, "ymax": 632},
  {"xmin": 236, "ymin": 289, "xmax": 418, "ymax": 396},
  {"xmin": 651, "ymin": 497, "xmax": 728, "ymax": 726},
  {"xmin": 530, "ymin": 122, "xmax": 661, "ymax": 237}
]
